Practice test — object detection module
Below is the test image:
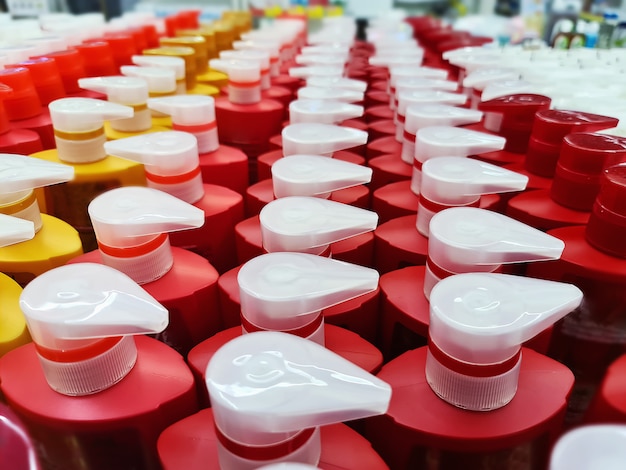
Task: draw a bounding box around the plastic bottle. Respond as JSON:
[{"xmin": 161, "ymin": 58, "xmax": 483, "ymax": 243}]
[
  {"xmin": 0, "ymin": 84, "xmax": 43, "ymax": 154},
  {"xmin": 366, "ymin": 273, "xmax": 582, "ymax": 469},
  {"xmin": 0, "ymin": 263, "xmax": 198, "ymax": 470},
  {"xmin": 527, "ymin": 162, "xmax": 626, "ymax": 425},
  {"xmin": 29, "ymin": 98, "xmax": 146, "ymax": 251},
  {"xmin": 68, "ymin": 186, "xmax": 221, "ymax": 356},
  {"xmin": 549, "ymin": 425, "xmax": 626, "ymax": 469},
  {"xmin": 158, "ymin": 331, "xmax": 391, "ymax": 469},
  {"xmin": 147, "ymin": 95, "xmax": 250, "ymax": 195},
  {"xmin": 103, "ymin": 131, "xmax": 244, "ymax": 274},
  {"xmin": 0, "ymin": 402, "xmax": 41, "ymax": 470},
  {"xmin": 0, "ymin": 153, "xmax": 83, "ymax": 286},
  {"xmin": 187, "ymin": 252, "xmax": 384, "ymax": 405},
  {"xmin": 0, "ymin": 214, "xmax": 34, "ymax": 358}
]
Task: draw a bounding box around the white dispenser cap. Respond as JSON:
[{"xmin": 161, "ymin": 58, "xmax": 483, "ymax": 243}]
[
  {"xmin": 104, "ymin": 131, "xmax": 203, "ymax": 204},
  {"xmin": 288, "ymin": 99, "xmax": 363, "ymax": 125},
  {"xmin": 369, "ymin": 51, "xmax": 424, "ymax": 67},
  {"xmin": 418, "ymin": 158, "xmax": 528, "ymax": 237},
  {"xmin": 78, "ymin": 76, "xmax": 149, "ymax": 105},
  {"xmin": 289, "ymin": 66, "xmax": 344, "ymax": 79},
  {"xmin": 462, "ymin": 68, "xmax": 521, "ymax": 91},
  {"xmin": 257, "ymin": 464, "xmax": 319, "ymax": 470},
  {"xmin": 480, "ymin": 79, "xmax": 544, "ymax": 101},
  {"xmin": 550, "ymin": 425, "xmax": 626, "ymax": 470},
  {"xmin": 397, "ymin": 90, "xmax": 468, "ymax": 116},
  {"xmin": 132, "ymin": 55, "xmax": 186, "ymax": 81},
  {"xmin": 272, "ymin": 155, "xmax": 372, "ymax": 199},
  {"xmin": 0, "ymin": 214, "xmax": 34, "ymax": 247},
  {"xmin": 209, "ymin": 58, "xmax": 261, "ymax": 104},
  {"xmin": 389, "ymin": 66, "xmax": 449, "ymax": 84},
  {"xmin": 88, "ymin": 187, "xmax": 204, "ymax": 284},
  {"xmin": 120, "ymin": 65, "xmax": 176, "ymax": 95},
  {"xmin": 238, "ymin": 252, "xmax": 378, "ymax": 339},
  {"xmin": 282, "ymin": 123, "xmax": 368, "ymax": 157},
  {"xmin": 300, "ymin": 45, "xmax": 350, "ymax": 57},
  {"xmin": 405, "ymin": 104, "xmax": 483, "ymax": 135},
  {"xmin": 395, "ymin": 77, "xmax": 458, "ymax": 93},
  {"xmin": 206, "ymin": 331, "xmax": 391, "ymax": 467},
  {"xmin": 295, "ymin": 54, "xmax": 346, "ymax": 66},
  {"xmin": 446, "ymin": 54, "xmax": 503, "ymax": 73},
  {"xmin": 415, "ymin": 126, "xmax": 506, "ymax": 164},
  {"xmin": 0, "ymin": 153, "xmax": 74, "ymax": 232},
  {"xmin": 221, "ymin": 49, "xmax": 270, "ymax": 71},
  {"xmin": 48, "ymin": 98, "xmax": 133, "ymax": 163},
  {"xmin": 426, "ymin": 273, "xmax": 582, "ymax": 411},
  {"xmin": 20, "ymin": 262, "xmax": 168, "ymax": 396},
  {"xmin": 296, "ymin": 86, "xmax": 363, "ymax": 103},
  {"xmin": 146, "ymin": 95, "xmax": 218, "ymax": 154},
  {"xmin": 259, "ymin": 196, "xmax": 378, "ymax": 254},
  {"xmin": 306, "ymin": 76, "xmax": 367, "ymax": 92}
]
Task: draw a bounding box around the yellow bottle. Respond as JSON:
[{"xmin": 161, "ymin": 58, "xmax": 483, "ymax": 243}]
[
  {"xmin": 0, "ymin": 215, "xmax": 34, "ymax": 357},
  {"xmin": 0, "ymin": 154, "xmax": 83, "ymax": 286},
  {"xmin": 78, "ymin": 76, "xmax": 169, "ymax": 140},
  {"xmin": 171, "ymin": 32, "xmax": 229, "ymax": 89},
  {"xmin": 30, "ymin": 98, "xmax": 147, "ymax": 251}
]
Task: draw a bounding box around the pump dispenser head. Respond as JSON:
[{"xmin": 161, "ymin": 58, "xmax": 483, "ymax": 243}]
[
  {"xmin": 48, "ymin": 98, "xmax": 133, "ymax": 163},
  {"xmin": 418, "ymin": 157, "xmax": 528, "ymax": 236},
  {"xmin": 131, "ymin": 54, "xmax": 186, "ymax": 94},
  {"xmin": 206, "ymin": 331, "xmax": 391, "ymax": 468},
  {"xmin": 88, "ymin": 186, "xmax": 204, "ymax": 284},
  {"xmin": 220, "ymin": 49, "xmax": 271, "ymax": 90},
  {"xmin": 288, "ymin": 99, "xmax": 363, "ymax": 125},
  {"xmin": 296, "ymin": 86, "xmax": 363, "ymax": 103},
  {"xmin": 0, "ymin": 153, "xmax": 74, "ymax": 232},
  {"xmin": 289, "ymin": 66, "xmax": 344, "ymax": 79},
  {"xmin": 147, "ymin": 95, "xmax": 218, "ymax": 153},
  {"xmin": 20, "ymin": 262, "xmax": 168, "ymax": 396},
  {"xmin": 259, "ymin": 196, "xmax": 378, "ymax": 255},
  {"xmin": 550, "ymin": 425, "xmax": 626, "ymax": 470},
  {"xmin": 209, "ymin": 58, "xmax": 261, "ymax": 104},
  {"xmin": 120, "ymin": 65, "xmax": 176, "ymax": 97},
  {"xmin": 426, "ymin": 273, "xmax": 582, "ymax": 411},
  {"xmin": 306, "ymin": 76, "xmax": 366, "ymax": 92},
  {"xmin": 104, "ymin": 131, "xmax": 203, "ymax": 204},
  {"xmin": 0, "ymin": 214, "xmax": 35, "ymax": 247},
  {"xmin": 425, "ymin": 207, "xmax": 565, "ymax": 299},
  {"xmin": 238, "ymin": 252, "xmax": 379, "ymax": 343},
  {"xmin": 282, "ymin": 123, "xmax": 368, "ymax": 157},
  {"xmin": 272, "ymin": 155, "xmax": 372, "ymax": 199}
]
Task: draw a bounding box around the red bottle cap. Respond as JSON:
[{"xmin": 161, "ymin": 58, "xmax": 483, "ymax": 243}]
[
  {"xmin": 72, "ymin": 42, "xmax": 117, "ymax": 77},
  {"xmin": 36, "ymin": 49, "xmax": 86, "ymax": 94},
  {"xmin": 0, "ymin": 67, "xmax": 42, "ymax": 121},
  {"xmin": 126, "ymin": 27, "xmax": 148, "ymax": 52},
  {"xmin": 551, "ymin": 133, "xmax": 626, "ymax": 211},
  {"xmin": 530, "ymin": 109, "xmax": 619, "ymax": 145},
  {"xmin": 586, "ymin": 163, "xmax": 626, "ymax": 258},
  {"xmin": 164, "ymin": 15, "xmax": 182, "ymax": 37},
  {"xmin": 5, "ymin": 57, "xmax": 66, "ymax": 106},
  {"xmin": 524, "ymin": 136, "xmax": 562, "ymax": 177},
  {"xmin": 478, "ymin": 94, "xmax": 551, "ymax": 132},
  {"xmin": 0, "ymin": 84, "xmax": 12, "ymax": 134},
  {"xmin": 100, "ymin": 34, "xmax": 138, "ymax": 67},
  {"xmin": 140, "ymin": 24, "xmax": 160, "ymax": 48}
]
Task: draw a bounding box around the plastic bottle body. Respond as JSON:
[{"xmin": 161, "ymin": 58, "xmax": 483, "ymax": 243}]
[{"xmin": 0, "ymin": 273, "xmax": 30, "ymax": 358}]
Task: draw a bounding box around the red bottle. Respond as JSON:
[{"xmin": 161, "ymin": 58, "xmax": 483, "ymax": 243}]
[
  {"xmin": 187, "ymin": 252, "xmax": 384, "ymax": 405},
  {"xmin": 0, "ymin": 402, "xmax": 41, "ymax": 470},
  {"xmin": 585, "ymin": 354, "xmax": 626, "ymax": 423},
  {"xmin": 68, "ymin": 187, "xmax": 221, "ymax": 357},
  {"xmin": 0, "ymin": 84, "xmax": 42, "ymax": 154},
  {"xmin": 160, "ymin": 332, "xmax": 391, "ymax": 469},
  {"xmin": 507, "ymin": 133, "xmax": 626, "ymax": 231},
  {"xmin": 0, "ymin": 263, "xmax": 198, "ymax": 470},
  {"xmin": 366, "ymin": 273, "xmax": 582, "ymax": 469},
  {"xmin": 0, "ymin": 67, "xmax": 54, "ymax": 149},
  {"xmin": 527, "ymin": 163, "xmax": 626, "ymax": 425},
  {"xmin": 103, "ymin": 131, "xmax": 245, "ymax": 274},
  {"xmin": 147, "ymin": 94, "xmax": 250, "ymax": 196}
]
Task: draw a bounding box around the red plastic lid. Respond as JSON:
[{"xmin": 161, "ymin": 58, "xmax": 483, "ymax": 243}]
[
  {"xmin": 551, "ymin": 163, "xmax": 606, "ymax": 212},
  {"xmin": 0, "ymin": 67, "xmax": 42, "ymax": 121},
  {"xmin": 72, "ymin": 42, "xmax": 117, "ymax": 77},
  {"xmin": 5, "ymin": 57, "xmax": 66, "ymax": 106},
  {"xmin": 531, "ymin": 109, "xmax": 619, "ymax": 145},
  {"xmin": 558, "ymin": 133, "xmax": 626, "ymax": 175},
  {"xmin": 36, "ymin": 49, "xmax": 86, "ymax": 94},
  {"xmin": 524, "ymin": 136, "xmax": 562, "ymax": 177},
  {"xmin": 479, "ymin": 94, "xmax": 551, "ymax": 132},
  {"xmin": 99, "ymin": 34, "xmax": 138, "ymax": 67},
  {"xmin": 141, "ymin": 24, "xmax": 160, "ymax": 49},
  {"xmin": 165, "ymin": 15, "xmax": 182, "ymax": 37},
  {"xmin": 125, "ymin": 27, "xmax": 148, "ymax": 52},
  {"xmin": 0, "ymin": 84, "xmax": 11, "ymax": 134},
  {"xmin": 586, "ymin": 163, "xmax": 626, "ymax": 258}
]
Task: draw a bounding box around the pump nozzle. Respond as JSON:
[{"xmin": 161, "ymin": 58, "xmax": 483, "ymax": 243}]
[
  {"xmin": 288, "ymin": 99, "xmax": 363, "ymax": 125},
  {"xmin": 20, "ymin": 262, "xmax": 168, "ymax": 396},
  {"xmin": 427, "ymin": 273, "xmax": 582, "ymax": 410},
  {"xmin": 306, "ymin": 76, "xmax": 366, "ymax": 92},
  {"xmin": 131, "ymin": 54, "xmax": 186, "ymax": 94},
  {"xmin": 220, "ymin": 49, "xmax": 271, "ymax": 90},
  {"xmin": 238, "ymin": 252, "xmax": 378, "ymax": 343},
  {"xmin": 259, "ymin": 196, "xmax": 378, "ymax": 255},
  {"xmin": 209, "ymin": 58, "xmax": 261, "ymax": 104},
  {"xmin": 120, "ymin": 65, "xmax": 176, "ymax": 96},
  {"xmin": 272, "ymin": 155, "xmax": 372, "ymax": 199},
  {"xmin": 104, "ymin": 131, "xmax": 203, "ymax": 204},
  {"xmin": 289, "ymin": 66, "xmax": 344, "ymax": 79},
  {"xmin": 206, "ymin": 331, "xmax": 391, "ymax": 467},
  {"xmin": 296, "ymin": 86, "xmax": 363, "ymax": 103},
  {"xmin": 282, "ymin": 123, "xmax": 367, "ymax": 157},
  {"xmin": 0, "ymin": 214, "xmax": 35, "ymax": 247}
]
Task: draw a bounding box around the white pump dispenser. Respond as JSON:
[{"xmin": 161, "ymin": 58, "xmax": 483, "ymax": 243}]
[
  {"xmin": 289, "ymin": 66, "xmax": 344, "ymax": 79},
  {"xmin": 209, "ymin": 58, "xmax": 262, "ymax": 105},
  {"xmin": 78, "ymin": 76, "xmax": 151, "ymax": 133},
  {"xmin": 259, "ymin": 196, "xmax": 378, "ymax": 256},
  {"xmin": 20, "ymin": 262, "xmax": 168, "ymax": 396},
  {"xmin": 296, "ymin": 86, "xmax": 363, "ymax": 103},
  {"xmin": 425, "ymin": 207, "xmax": 565, "ymax": 299},
  {"xmin": 550, "ymin": 425, "xmax": 626, "ymax": 470},
  {"xmin": 238, "ymin": 252, "xmax": 378, "ymax": 344},
  {"xmin": 120, "ymin": 65, "xmax": 176, "ymax": 99},
  {"xmin": 88, "ymin": 186, "xmax": 204, "ymax": 285},
  {"xmin": 288, "ymin": 99, "xmax": 363, "ymax": 125},
  {"xmin": 305, "ymin": 76, "xmax": 366, "ymax": 92},
  {"xmin": 206, "ymin": 331, "xmax": 391, "ymax": 469},
  {"xmin": 272, "ymin": 155, "xmax": 372, "ymax": 199},
  {"xmin": 0, "ymin": 153, "xmax": 74, "ymax": 232},
  {"xmin": 0, "ymin": 214, "xmax": 34, "ymax": 247},
  {"xmin": 220, "ymin": 49, "xmax": 272, "ymax": 91},
  {"xmin": 132, "ymin": 54, "xmax": 186, "ymax": 94},
  {"xmin": 48, "ymin": 98, "xmax": 133, "ymax": 163},
  {"xmin": 418, "ymin": 157, "xmax": 528, "ymax": 236},
  {"xmin": 282, "ymin": 123, "xmax": 367, "ymax": 158},
  {"xmin": 426, "ymin": 272, "xmax": 582, "ymax": 411}
]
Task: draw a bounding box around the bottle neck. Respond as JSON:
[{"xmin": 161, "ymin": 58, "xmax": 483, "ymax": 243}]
[
  {"xmin": 0, "ymin": 189, "xmax": 43, "ymax": 232},
  {"xmin": 97, "ymin": 233, "xmax": 174, "ymax": 285},
  {"xmin": 228, "ymin": 79, "xmax": 261, "ymax": 104},
  {"xmin": 240, "ymin": 311, "xmax": 325, "ymax": 346},
  {"xmin": 172, "ymin": 121, "xmax": 219, "ymax": 154},
  {"xmin": 54, "ymin": 125, "xmax": 107, "ymax": 163},
  {"xmin": 416, "ymin": 195, "xmax": 480, "ymax": 238},
  {"xmin": 144, "ymin": 166, "xmax": 205, "ymax": 204},
  {"xmin": 110, "ymin": 102, "xmax": 152, "ymax": 133},
  {"xmin": 423, "ymin": 256, "xmax": 500, "ymax": 301}
]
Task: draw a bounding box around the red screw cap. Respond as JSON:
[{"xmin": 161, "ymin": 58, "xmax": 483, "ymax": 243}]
[
  {"xmin": 0, "ymin": 84, "xmax": 12, "ymax": 134},
  {"xmin": 72, "ymin": 42, "xmax": 117, "ymax": 77},
  {"xmin": 5, "ymin": 57, "xmax": 66, "ymax": 106},
  {"xmin": 100, "ymin": 34, "xmax": 138, "ymax": 67},
  {"xmin": 36, "ymin": 49, "xmax": 86, "ymax": 94},
  {"xmin": 0, "ymin": 67, "xmax": 42, "ymax": 121}
]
